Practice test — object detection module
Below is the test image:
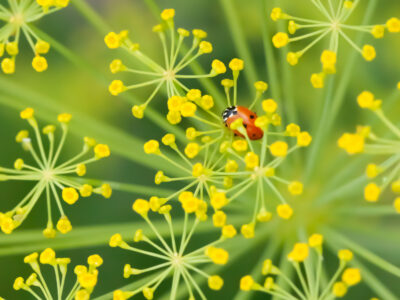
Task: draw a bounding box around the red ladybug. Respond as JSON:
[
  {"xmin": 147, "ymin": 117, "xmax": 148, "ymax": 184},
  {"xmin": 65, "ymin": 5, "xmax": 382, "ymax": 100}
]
[{"xmin": 222, "ymin": 106, "xmax": 264, "ymax": 140}]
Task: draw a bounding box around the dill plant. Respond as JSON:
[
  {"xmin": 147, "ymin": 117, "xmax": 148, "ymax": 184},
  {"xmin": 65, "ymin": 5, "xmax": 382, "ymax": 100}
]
[{"xmin": 0, "ymin": 0, "xmax": 399, "ymax": 300}]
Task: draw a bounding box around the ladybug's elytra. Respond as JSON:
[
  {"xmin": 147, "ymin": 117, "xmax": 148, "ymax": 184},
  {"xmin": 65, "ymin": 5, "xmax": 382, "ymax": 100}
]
[{"xmin": 222, "ymin": 106, "xmax": 264, "ymax": 140}]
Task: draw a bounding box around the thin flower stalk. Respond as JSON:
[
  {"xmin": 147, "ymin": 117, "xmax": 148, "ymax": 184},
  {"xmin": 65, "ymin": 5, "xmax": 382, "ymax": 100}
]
[
  {"xmin": 270, "ymin": 2, "xmax": 400, "ymax": 88},
  {"xmin": 105, "ymin": 8, "xmax": 226, "ymax": 119},
  {"xmin": 160, "ymin": 59, "xmax": 312, "ymax": 236},
  {"xmin": 338, "ymin": 89, "xmax": 400, "ymax": 212},
  {"xmin": 110, "ymin": 198, "xmax": 233, "ymax": 300},
  {"xmin": 240, "ymin": 234, "xmax": 362, "ymax": 300},
  {"xmin": 13, "ymin": 248, "xmax": 102, "ymax": 300},
  {"xmin": 0, "ymin": 0, "xmax": 70, "ymax": 73},
  {"xmin": 0, "ymin": 108, "xmax": 112, "ymax": 237}
]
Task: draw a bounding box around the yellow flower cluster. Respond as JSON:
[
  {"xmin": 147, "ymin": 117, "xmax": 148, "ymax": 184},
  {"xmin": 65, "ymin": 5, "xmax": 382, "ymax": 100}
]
[
  {"xmin": 150, "ymin": 59, "xmax": 312, "ymax": 236},
  {"xmin": 0, "ymin": 108, "xmax": 111, "ymax": 237},
  {"xmin": 110, "ymin": 197, "xmax": 230, "ymax": 299},
  {"xmin": 240, "ymin": 234, "xmax": 361, "ymax": 298},
  {"xmin": 339, "ymin": 89, "xmax": 400, "ymax": 209},
  {"xmin": 270, "ymin": 4, "xmax": 399, "ymax": 88},
  {"xmin": 142, "ymin": 134, "xmax": 239, "ymax": 238},
  {"xmin": 106, "ymin": 8, "xmax": 225, "ymax": 119},
  {"xmin": 14, "ymin": 248, "xmax": 102, "ymax": 299},
  {"xmin": 0, "ymin": 0, "xmax": 70, "ymax": 74}
]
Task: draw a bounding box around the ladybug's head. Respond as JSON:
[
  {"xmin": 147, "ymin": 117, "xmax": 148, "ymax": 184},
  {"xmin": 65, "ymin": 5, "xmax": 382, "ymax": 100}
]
[{"xmin": 222, "ymin": 106, "xmax": 237, "ymax": 122}]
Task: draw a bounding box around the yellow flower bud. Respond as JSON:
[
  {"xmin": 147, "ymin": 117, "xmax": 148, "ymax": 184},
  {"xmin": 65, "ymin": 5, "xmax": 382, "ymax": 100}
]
[
  {"xmin": 1, "ymin": 58, "xmax": 15, "ymax": 74},
  {"xmin": 161, "ymin": 8, "xmax": 175, "ymax": 21},
  {"xmin": 199, "ymin": 41, "xmax": 213, "ymax": 54},
  {"xmin": 229, "ymin": 58, "xmax": 244, "ymax": 71},
  {"xmin": 308, "ymin": 234, "xmax": 323, "ymax": 248},
  {"xmin": 287, "ymin": 243, "xmax": 309, "ymax": 262},
  {"xmin": 56, "ymin": 216, "xmax": 72, "ymax": 234},
  {"xmin": 20, "ymin": 108, "xmax": 34, "ymax": 120},
  {"xmin": 132, "ymin": 199, "xmax": 150, "ymax": 216},
  {"xmin": 210, "ymin": 192, "xmax": 228, "ymax": 210},
  {"xmin": 277, "ymin": 204, "xmax": 293, "ymax": 219},
  {"xmin": 32, "ymin": 56, "xmax": 48, "ymax": 72},
  {"xmin": 109, "ymin": 80, "xmax": 126, "ymax": 96},
  {"xmin": 386, "ymin": 17, "xmax": 400, "ymax": 33},
  {"xmin": 240, "ymin": 275, "xmax": 255, "ymax": 291},
  {"xmin": 206, "ymin": 247, "xmax": 229, "ymax": 265},
  {"xmin": 338, "ymin": 249, "xmax": 353, "ymax": 262},
  {"xmin": 269, "ymin": 141, "xmax": 288, "ymax": 157},
  {"xmin": 184, "ymin": 142, "xmax": 200, "ymax": 158},
  {"xmin": 342, "ymin": 268, "xmax": 361, "ymax": 286},
  {"xmin": 311, "ymin": 73, "xmax": 325, "ymax": 89},
  {"xmin": 208, "ymin": 275, "xmax": 224, "ymax": 290},
  {"xmin": 213, "ymin": 211, "xmax": 227, "ymax": 227},
  {"xmin": 262, "ymin": 99, "xmax": 277, "ymax": 113},
  {"xmin": 232, "ymin": 140, "xmax": 248, "ymax": 152},
  {"xmin": 211, "ymin": 59, "xmax": 226, "ymax": 74},
  {"xmin": 333, "ymin": 282, "xmax": 348, "ymax": 297},
  {"xmin": 88, "ymin": 254, "xmax": 103, "ymax": 268},
  {"xmin": 364, "ymin": 183, "xmax": 380, "ymax": 202},
  {"xmin": 288, "ymin": 181, "xmax": 303, "ymax": 195},
  {"xmin": 362, "ymin": 45, "xmax": 376, "ymax": 61},
  {"xmin": 62, "ymin": 187, "xmax": 79, "ymax": 205},
  {"xmin": 222, "ymin": 224, "xmax": 237, "ymax": 238},
  {"xmin": 272, "ymin": 32, "xmax": 289, "ymax": 48},
  {"xmin": 39, "ymin": 248, "xmax": 56, "ymax": 264},
  {"xmin": 241, "ymin": 223, "xmax": 255, "ymax": 239},
  {"xmin": 144, "ymin": 140, "xmax": 160, "ymax": 155}
]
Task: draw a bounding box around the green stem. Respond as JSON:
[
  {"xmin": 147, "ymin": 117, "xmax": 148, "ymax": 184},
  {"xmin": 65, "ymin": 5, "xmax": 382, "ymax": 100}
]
[
  {"xmin": 323, "ymin": 227, "xmax": 400, "ymax": 277},
  {"xmin": 71, "ymin": 0, "xmax": 110, "ymax": 33},
  {"xmin": 219, "ymin": 0, "xmax": 258, "ymax": 92},
  {"xmin": 351, "ymin": 258, "xmax": 398, "ymax": 300}
]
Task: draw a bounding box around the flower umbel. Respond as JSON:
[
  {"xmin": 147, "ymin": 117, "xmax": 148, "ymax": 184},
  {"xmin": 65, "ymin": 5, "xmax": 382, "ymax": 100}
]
[
  {"xmin": 0, "ymin": 0, "xmax": 70, "ymax": 73},
  {"xmin": 14, "ymin": 249, "xmax": 102, "ymax": 299},
  {"xmin": 110, "ymin": 199, "xmax": 228, "ymax": 299},
  {"xmin": 0, "ymin": 108, "xmax": 111, "ymax": 237},
  {"xmin": 165, "ymin": 60, "xmax": 312, "ymax": 230},
  {"xmin": 240, "ymin": 234, "xmax": 361, "ymax": 299},
  {"xmin": 271, "ymin": 3, "xmax": 398, "ymax": 88},
  {"xmin": 339, "ymin": 89, "xmax": 400, "ymax": 210},
  {"xmin": 106, "ymin": 8, "xmax": 225, "ymax": 119}
]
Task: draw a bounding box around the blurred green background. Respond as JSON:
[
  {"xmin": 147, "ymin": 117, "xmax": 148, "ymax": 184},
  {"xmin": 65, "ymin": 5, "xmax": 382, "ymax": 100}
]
[{"xmin": 0, "ymin": 0, "xmax": 400, "ymax": 299}]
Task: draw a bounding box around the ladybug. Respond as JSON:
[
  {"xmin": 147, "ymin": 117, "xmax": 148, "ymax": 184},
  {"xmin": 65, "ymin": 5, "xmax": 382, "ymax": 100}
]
[{"xmin": 222, "ymin": 106, "xmax": 264, "ymax": 140}]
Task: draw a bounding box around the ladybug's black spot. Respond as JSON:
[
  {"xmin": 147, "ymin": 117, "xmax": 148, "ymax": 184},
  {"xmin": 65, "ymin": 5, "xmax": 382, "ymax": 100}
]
[
  {"xmin": 243, "ymin": 124, "xmax": 247, "ymax": 128},
  {"xmin": 250, "ymin": 114, "xmax": 255, "ymax": 119}
]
